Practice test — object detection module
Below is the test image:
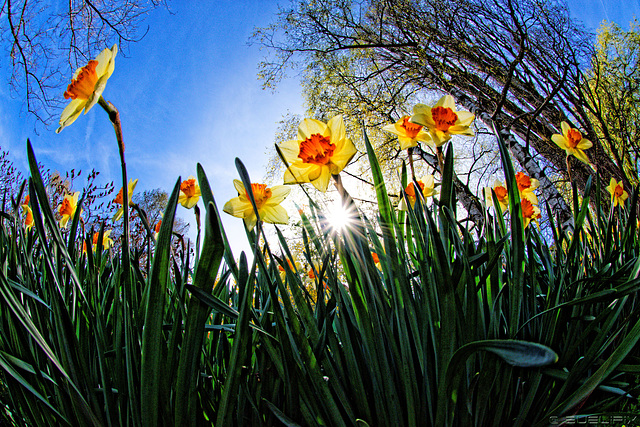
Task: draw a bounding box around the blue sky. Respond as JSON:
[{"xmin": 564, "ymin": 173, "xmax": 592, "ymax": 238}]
[{"xmin": 0, "ymin": 0, "xmax": 638, "ymax": 257}]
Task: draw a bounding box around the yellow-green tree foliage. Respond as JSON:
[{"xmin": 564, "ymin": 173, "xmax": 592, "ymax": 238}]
[{"xmin": 584, "ymin": 20, "xmax": 640, "ymax": 186}]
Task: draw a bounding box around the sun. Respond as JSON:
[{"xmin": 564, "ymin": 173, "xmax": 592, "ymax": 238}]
[{"xmin": 325, "ymin": 198, "xmax": 354, "ymax": 232}]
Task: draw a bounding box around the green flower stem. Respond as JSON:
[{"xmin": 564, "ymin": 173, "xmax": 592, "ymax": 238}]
[
  {"xmin": 98, "ymin": 95, "xmax": 138, "ymax": 422},
  {"xmin": 407, "ymin": 147, "xmax": 416, "ymax": 181},
  {"xmin": 98, "ymin": 96, "xmax": 130, "ymax": 271},
  {"xmin": 436, "ymin": 145, "xmax": 445, "ymax": 176}
]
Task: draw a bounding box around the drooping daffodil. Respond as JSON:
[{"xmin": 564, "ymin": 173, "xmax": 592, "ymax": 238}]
[
  {"xmin": 551, "ymin": 122, "xmax": 592, "ymax": 165},
  {"xmin": 278, "ymin": 115, "xmax": 357, "ymax": 192},
  {"xmin": 223, "ymin": 180, "xmax": 290, "ymax": 230},
  {"xmin": 58, "ymin": 191, "xmax": 81, "ymax": 229},
  {"xmin": 606, "ymin": 178, "xmax": 628, "ymax": 208},
  {"xmin": 179, "ymin": 176, "xmax": 201, "ymax": 209},
  {"xmin": 382, "ymin": 115, "xmax": 433, "ymax": 150},
  {"xmin": 113, "ymin": 178, "xmax": 138, "ymax": 222},
  {"xmin": 57, "ymin": 45, "xmax": 118, "ymax": 133},
  {"xmin": 484, "ymin": 179, "xmax": 509, "ymax": 212},
  {"xmin": 398, "ymin": 175, "xmax": 437, "ymax": 211},
  {"xmin": 410, "ymin": 95, "xmax": 475, "ymax": 147}
]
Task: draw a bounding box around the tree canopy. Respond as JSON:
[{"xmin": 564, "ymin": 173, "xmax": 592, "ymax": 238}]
[{"xmin": 253, "ymin": 0, "xmax": 634, "ymax": 230}]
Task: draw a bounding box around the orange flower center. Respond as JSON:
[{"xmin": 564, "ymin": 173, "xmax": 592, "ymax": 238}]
[
  {"xmin": 278, "ymin": 259, "xmax": 294, "ymax": 272},
  {"xmin": 401, "ymin": 116, "xmax": 422, "ymax": 138},
  {"xmin": 431, "ymin": 106, "xmax": 458, "ymax": 132},
  {"xmin": 59, "ymin": 198, "xmax": 74, "ymax": 216},
  {"xmin": 180, "ymin": 179, "xmax": 197, "ymax": 197},
  {"xmin": 405, "ymin": 181, "xmax": 425, "ymax": 198},
  {"xmin": 155, "ymin": 220, "xmax": 162, "ymax": 233},
  {"xmin": 298, "ymin": 134, "xmax": 336, "ymax": 165},
  {"xmin": 246, "ymin": 184, "xmax": 272, "ymax": 209},
  {"xmin": 521, "ymin": 199, "xmax": 540, "ymax": 220},
  {"xmin": 521, "ymin": 199, "xmax": 534, "ymax": 218},
  {"xmin": 494, "ymin": 185, "xmax": 508, "ymax": 201},
  {"xmin": 308, "ymin": 269, "xmax": 316, "ymax": 280},
  {"xmin": 92, "ymin": 232, "xmax": 100, "ymax": 245},
  {"xmin": 114, "ymin": 188, "xmax": 124, "ymax": 205},
  {"xmin": 25, "ymin": 209, "xmax": 33, "ymax": 226},
  {"xmin": 516, "ymin": 172, "xmax": 532, "ymax": 192},
  {"xmin": 614, "ymin": 184, "xmax": 624, "ymax": 198},
  {"xmin": 566, "ymin": 128, "xmax": 582, "ymax": 149},
  {"xmin": 64, "ymin": 60, "xmax": 99, "ymax": 100},
  {"xmin": 371, "ymin": 252, "xmax": 380, "ymax": 264},
  {"xmin": 23, "ymin": 195, "xmax": 30, "ymax": 206}
]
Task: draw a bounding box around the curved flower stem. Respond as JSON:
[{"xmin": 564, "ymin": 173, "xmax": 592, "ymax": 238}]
[
  {"xmin": 436, "ymin": 146, "xmax": 445, "ymax": 176},
  {"xmin": 98, "ymin": 95, "xmax": 138, "ymax": 423},
  {"xmin": 98, "ymin": 97, "xmax": 129, "ymax": 254},
  {"xmin": 407, "ymin": 147, "xmax": 416, "ymax": 181},
  {"xmin": 566, "ymin": 156, "xmax": 572, "ymax": 184}
]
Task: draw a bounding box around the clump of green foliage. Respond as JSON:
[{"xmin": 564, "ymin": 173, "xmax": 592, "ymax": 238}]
[{"xmin": 0, "ymin": 129, "xmax": 639, "ymax": 426}]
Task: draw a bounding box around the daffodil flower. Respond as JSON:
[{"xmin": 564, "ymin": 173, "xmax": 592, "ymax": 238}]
[
  {"xmin": 551, "ymin": 122, "xmax": 592, "ymax": 165},
  {"xmin": 398, "ymin": 175, "xmax": 437, "ymax": 210},
  {"xmin": 484, "ymin": 179, "xmax": 509, "ymax": 212},
  {"xmin": 223, "ymin": 180, "xmax": 290, "ymax": 230},
  {"xmin": 91, "ymin": 230, "xmax": 113, "ymax": 252},
  {"xmin": 606, "ymin": 178, "xmax": 628, "ymax": 208},
  {"xmin": 24, "ymin": 206, "xmax": 34, "ymax": 230},
  {"xmin": 58, "ymin": 192, "xmax": 81, "ymax": 229},
  {"xmin": 179, "ymin": 176, "xmax": 201, "ymax": 209},
  {"xmin": 521, "ymin": 198, "xmax": 541, "ymax": 229},
  {"xmin": 515, "ymin": 172, "xmax": 539, "ymax": 205},
  {"xmin": 278, "ymin": 115, "xmax": 357, "ymax": 192},
  {"xmin": 410, "ymin": 95, "xmax": 475, "ymax": 147},
  {"xmin": 382, "ymin": 115, "xmax": 433, "ymax": 150},
  {"xmin": 21, "ymin": 195, "xmax": 34, "ymax": 230},
  {"xmin": 113, "ymin": 178, "xmax": 138, "ymax": 222},
  {"xmin": 278, "ymin": 256, "xmax": 302, "ymax": 282},
  {"xmin": 56, "ymin": 45, "xmax": 118, "ymax": 133},
  {"xmin": 154, "ymin": 220, "xmax": 162, "ymax": 240}
]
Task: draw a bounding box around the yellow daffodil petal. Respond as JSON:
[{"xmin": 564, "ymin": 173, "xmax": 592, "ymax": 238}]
[
  {"xmin": 268, "ymin": 185, "xmax": 292, "ymax": 204},
  {"xmin": 310, "ymin": 167, "xmax": 332, "ymax": 192},
  {"xmin": 298, "ymin": 118, "xmax": 329, "ymax": 141},
  {"xmin": 260, "ymin": 205, "xmax": 289, "ymax": 225}
]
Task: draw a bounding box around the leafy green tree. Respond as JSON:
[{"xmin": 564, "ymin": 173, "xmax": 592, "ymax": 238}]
[
  {"xmin": 583, "ymin": 20, "xmax": 640, "ymax": 186},
  {"xmin": 253, "ymin": 0, "xmax": 630, "ymax": 228}
]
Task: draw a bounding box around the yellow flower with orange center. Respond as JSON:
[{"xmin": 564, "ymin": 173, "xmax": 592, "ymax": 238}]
[
  {"xmin": 58, "ymin": 191, "xmax": 81, "ymax": 229},
  {"xmin": 278, "ymin": 256, "xmax": 301, "ymax": 282},
  {"xmin": 382, "ymin": 115, "xmax": 433, "ymax": 150},
  {"xmin": 154, "ymin": 220, "xmax": 162, "ymax": 240},
  {"xmin": 113, "ymin": 178, "xmax": 138, "ymax": 222},
  {"xmin": 56, "ymin": 45, "xmax": 118, "ymax": 133},
  {"xmin": 551, "ymin": 122, "xmax": 592, "ymax": 165},
  {"xmin": 515, "ymin": 172, "xmax": 539, "ymax": 205},
  {"xmin": 223, "ymin": 180, "xmax": 290, "ymax": 230},
  {"xmin": 410, "ymin": 95, "xmax": 475, "ymax": 147},
  {"xmin": 484, "ymin": 179, "xmax": 509, "ymax": 212},
  {"xmin": 278, "ymin": 115, "xmax": 357, "ymax": 192},
  {"xmin": 179, "ymin": 176, "xmax": 201, "ymax": 209},
  {"xmin": 606, "ymin": 178, "xmax": 628, "ymax": 208},
  {"xmin": 521, "ymin": 198, "xmax": 541, "ymax": 229},
  {"xmin": 398, "ymin": 175, "xmax": 437, "ymax": 210},
  {"xmin": 23, "ymin": 206, "xmax": 34, "ymax": 230},
  {"xmin": 90, "ymin": 230, "xmax": 113, "ymax": 252}
]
